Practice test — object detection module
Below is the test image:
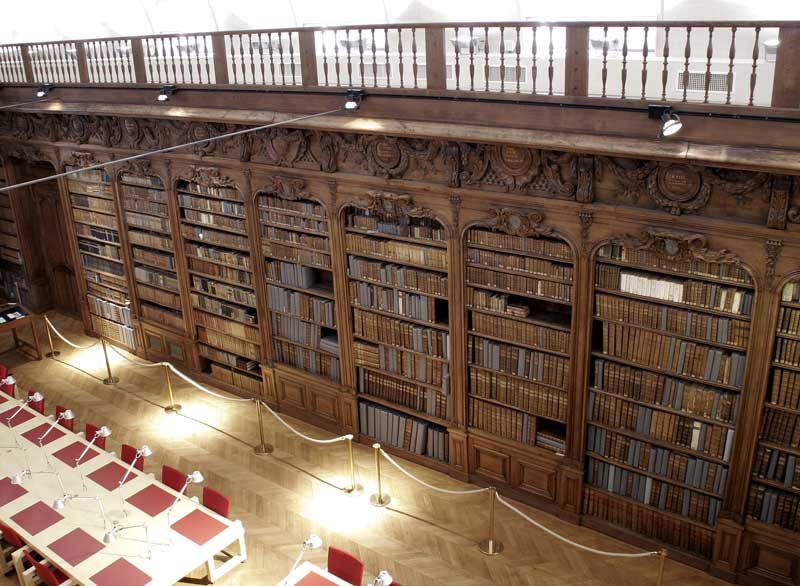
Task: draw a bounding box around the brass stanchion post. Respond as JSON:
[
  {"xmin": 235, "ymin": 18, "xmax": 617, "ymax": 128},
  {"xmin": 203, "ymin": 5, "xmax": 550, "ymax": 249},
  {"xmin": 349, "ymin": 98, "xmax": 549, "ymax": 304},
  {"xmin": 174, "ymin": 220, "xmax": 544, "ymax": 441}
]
[
  {"xmin": 100, "ymin": 339, "xmax": 119, "ymax": 385},
  {"xmin": 369, "ymin": 443, "xmax": 390, "ymax": 507},
  {"xmin": 163, "ymin": 363, "xmax": 181, "ymax": 413},
  {"xmin": 656, "ymin": 549, "xmax": 667, "ymax": 586},
  {"xmin": 44, "ymin": 317, "xmax": 60, "ymax": 358},
  {"xmin": 254, "ymin": 400, "xmax": 273, "ymax": 455},
  {"xmin": 478, "ymin": 487, "xmax": 503, "ymax": 555},
  {"xmin": 343, "ymin": 434, "xmax": 362, "ymax": 495}
]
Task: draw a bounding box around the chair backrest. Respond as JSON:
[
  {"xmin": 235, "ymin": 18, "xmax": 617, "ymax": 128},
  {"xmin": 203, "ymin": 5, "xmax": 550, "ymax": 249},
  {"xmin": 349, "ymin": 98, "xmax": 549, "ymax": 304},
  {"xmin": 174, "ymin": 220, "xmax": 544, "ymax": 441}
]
[
  {"xmin": 85, "ymin": 423, "xmax": 106, "ymax": 450},
  {"xmin": 55, "ymin": 406, "xmax": 74, "ymax": 432},
  {"xmin": 161, "ymin": 465, "xmax": 185, "ymax": 492},
  {"xmin": 0, "ymin": 521, "xmax": 24, "ymax": 548},
  {"xmin": 0, "ymin": 364, "xmax": 7, "ymax": 379},
  {"xmin": 27, "ymin": 389, "xmax": 44, "ymax": 414},
  {"xmin": 203, "ymin": 486, "xmax": 230, "ymax": 518},
  {"xmin": 121, "ymin": 444, "xmax": 144, "ymax": 471},
  {"xmin": 23, "ymin": 550, "xmax": 63, "ymax": 586},
  {"xmin": 327, "ymin": 546, "xmax": 365, "ymax": 586}
]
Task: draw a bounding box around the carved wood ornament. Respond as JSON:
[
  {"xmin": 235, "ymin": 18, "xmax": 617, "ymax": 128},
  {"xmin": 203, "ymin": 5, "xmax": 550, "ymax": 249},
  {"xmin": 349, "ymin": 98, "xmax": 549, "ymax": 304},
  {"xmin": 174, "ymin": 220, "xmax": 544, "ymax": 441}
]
[
  {"xmin": 608, "ymin": 227, "xmax": 743, "ymax": 266},
  {"xmin": 255, "ymin": 175, "xmax": 308, "ymax": 200},
  {"xmin": 476, "ymin": 207, "xmax": 554, "ymax": 238},
  {"xmin": 65, "ymin": 151, "xmax": 101, "ymax": 169},
  {"xmin": 177, "ymin": 166, "xmax": 238, "ymax": 189},
  {"xmin": 765, "ymin": 239, "xmax": 783, "ymax": 285},
  {"xmin": 349, "ymin": 190, "xmax": 435, "ymax": 223},
  {"xmin": 115, "ymin": 159, "xmax": 162, "ymax": 184}
]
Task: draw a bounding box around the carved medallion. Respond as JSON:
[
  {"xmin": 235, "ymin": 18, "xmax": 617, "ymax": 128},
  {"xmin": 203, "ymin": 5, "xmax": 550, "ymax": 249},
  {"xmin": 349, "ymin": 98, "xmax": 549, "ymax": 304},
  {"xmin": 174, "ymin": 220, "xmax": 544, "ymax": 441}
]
[
  {"xmin": 362, "ymin": 136, "xmax": 410, "ymax": 178},
  {"xmin": 766, "ymin": 176, "xmax": 791, "ymax": 230},
  {"xmin": 765, "ymin": 239, "xmax": 783, "ymax": 284},
  {"xmin": 647, "ymin": 164, "xmax": 711, "ymax": 215},
  {"xmin": 261, "ymin": 129, "xmax": 308, "ymax": 167}
]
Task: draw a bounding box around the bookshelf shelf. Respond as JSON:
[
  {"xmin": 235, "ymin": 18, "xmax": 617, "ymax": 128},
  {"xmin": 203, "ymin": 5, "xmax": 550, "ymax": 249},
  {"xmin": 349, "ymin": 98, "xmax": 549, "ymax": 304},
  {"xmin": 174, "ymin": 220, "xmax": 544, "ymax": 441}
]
[
  {"xmin": 358, "ymin": 393, "xmax": 452, "ymax": 429},
  {"xmin": 347, "ymin": 274, "xmax": 448, "ymax": 300},
  {"xmin": 345, "ymin": 226, "xmax": 448, "ymax": 249},
  {"xmin": 585, "ymin": 241, "xmax": 754, "ymax": 557},
  {"xmin": 343, "ymin": 248, "xmax": 449, "ymax": 273},
  {"xmin": 351, "ymin": 304, "xmax": 450, "ymax": 331}
]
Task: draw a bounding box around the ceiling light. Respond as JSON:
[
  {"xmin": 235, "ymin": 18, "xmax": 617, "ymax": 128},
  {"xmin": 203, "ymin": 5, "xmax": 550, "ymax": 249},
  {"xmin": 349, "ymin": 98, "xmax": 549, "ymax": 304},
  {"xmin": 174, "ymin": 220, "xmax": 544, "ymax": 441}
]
[
  {"xmin": 648, "ymin": 104, "xmax": 683, "ymax": 138},
  {"xmin": 36, "ymin": 84, "xmax": 54, "ymax": 98},
  {"xmin": 158, "ymin": 85, "xmax": 176, "ymax": 102},
  {"xmin": 344, "ymin": 89, "xmax": 365, "ymax": 110}
]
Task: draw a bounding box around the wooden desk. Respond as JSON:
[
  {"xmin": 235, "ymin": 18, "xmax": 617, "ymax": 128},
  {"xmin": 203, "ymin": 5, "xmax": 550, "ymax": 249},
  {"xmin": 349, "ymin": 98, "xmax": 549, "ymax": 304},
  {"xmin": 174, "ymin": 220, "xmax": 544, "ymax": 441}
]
[
  {"xmin": 0, "ymin": 304, "xmax": 41, "ymax": 360},
  {"xmin": 0, "ymin": 393, "xmax": 246, "ymax": 585},
  {"xmin": 278, "ymin": 561, "xmax": 354, "ymax": 586}
]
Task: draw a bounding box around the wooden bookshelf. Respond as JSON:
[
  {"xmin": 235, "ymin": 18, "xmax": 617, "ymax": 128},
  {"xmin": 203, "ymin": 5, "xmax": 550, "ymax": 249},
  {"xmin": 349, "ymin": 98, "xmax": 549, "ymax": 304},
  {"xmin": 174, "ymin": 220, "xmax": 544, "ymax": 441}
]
[
  {"xmin": 345, "ymin": 192, "xmax": 452, "ymax": 465},
  {"xmin": 465, "ymin": 221, "xmax": 573, "ymax": 458},
  {"xmin": 66, "ymin": 164, "xmax": 135, "ymax": 349},
  {"xmin": 175, "ymin": 175, "xmax": 263, "ymax": 391},
  {"xmin": 0, "ymin": 157, "xmax": 24, "ymax": 302},
  {"xmin": 746, "ymin": 279, "xmax": 800, "ymax": 533},
  {"xmin": 257, "ymin": 189, "xmax": 340, "ymax": 383},
  {"xmin": 584, "ymin": 238, "xmax": 754, "ymax": 558}
]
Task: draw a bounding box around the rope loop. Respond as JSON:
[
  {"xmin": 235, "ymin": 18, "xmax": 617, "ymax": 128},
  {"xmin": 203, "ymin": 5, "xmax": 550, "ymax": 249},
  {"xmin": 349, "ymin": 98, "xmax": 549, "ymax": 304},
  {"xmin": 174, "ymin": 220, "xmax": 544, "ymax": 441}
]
[
  {"xmin": 44, "ymin": 316, "xmax": 99, "ymax": 350},
  {"xmin": 259, "ymin": 400, "xmax": 349, "ymax": 444},
  {"xmin": 379, "ymin": 448, "xmax": 490, "ymax": 494}
]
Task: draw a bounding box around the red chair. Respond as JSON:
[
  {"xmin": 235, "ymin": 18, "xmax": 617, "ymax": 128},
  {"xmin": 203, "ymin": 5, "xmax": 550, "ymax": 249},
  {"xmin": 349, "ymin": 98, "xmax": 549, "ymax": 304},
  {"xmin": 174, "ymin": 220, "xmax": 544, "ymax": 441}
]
[
  {"xmin": 327, "ymin": 547, "xmax": 364, "ymax": 586},
  {"xmin": 23, "ymin": 550, "xmax": 73, "ymax": 586},
  {"xmin": 203, "ymin": 486, "xmax": 231, "ymax": 518},
  {"xmin": 1, "ymin": 375, "xmax": 16, "ymax": 398},
  {"xmin": 85, "ymin": 423, "xmax": 107, "ymax": 450},
  {"xmin": 121, "ymin": 444, "xmax": 144, "ymax": 471},
  {"xmin": 0, "ymin": 521, "xmax": 31, "ymax": 578},
  {"xmin": 55, "ymin": 406, "xmax": 74, "ymax": 432},
  {"xmin": 162, "ymin": 465, "xmax": 185, "ymax": 492},
  {"xmin": 27, "ymin": 390, "xmax": 44, "ymax": 414}
]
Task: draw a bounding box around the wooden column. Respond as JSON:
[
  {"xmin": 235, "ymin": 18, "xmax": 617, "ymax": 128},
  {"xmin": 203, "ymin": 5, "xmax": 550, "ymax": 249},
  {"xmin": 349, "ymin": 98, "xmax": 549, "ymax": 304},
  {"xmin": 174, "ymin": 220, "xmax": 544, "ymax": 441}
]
[
  {"xmin": 211, "ymin": 34, "xmax": 230, "ymax": 85},
  {"xmin": 131, "ymin": 39, "xmax": 148, "ymax": 84},
  {"xmin": 20, "ymin": 45, "xmax": 35, "ymax": 84},
  {"xmin": 75, "ymin": 42, "xmax": 90, "ymax": 83},
  {"xmin": 771, "ymin": 26, "xmax": 800, "ymax": 108},
  {"xmin": 424, "ymin": 27, "xmax": 447, "ymax": 91},
  {"xmin": 298, "ymin": 30, "xmax": 319, "ymax": 87},
  {"xmin": 564, "ymin": 26, "xmax": 590, "ymax": 97}
]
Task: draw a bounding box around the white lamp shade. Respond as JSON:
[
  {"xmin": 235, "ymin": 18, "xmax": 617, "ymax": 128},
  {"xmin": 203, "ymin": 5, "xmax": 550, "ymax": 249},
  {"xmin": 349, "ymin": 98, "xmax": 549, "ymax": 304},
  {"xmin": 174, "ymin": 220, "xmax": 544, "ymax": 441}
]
[
  {"xmin": 29, "ymin": 392, "xmax": 44, "ymax": 402},
  {"xmin": 52, "ymin": 498, "xmax": 65, "ymax": 510},
  {"xmin": 10, "ymin": 473, "xmax": 23, "ymax": 485},
  {"xmin": 139, "ymin": 445, "xmax": 153, "ymax": 458},
  {"xmin": 60, "ymin": 409, "xmax": 75, "ymax": 420},
  {"xmin": 98, "ymin": 426, "xmax": 112, "ymax": 438},
  {"xmin": 102, "ymin": 531, "xmax": 116, "ymax": 544},
  {"xmin": 376, "ymin": 570, "xmax": 393, "ymax": 586},
  {"xmin": 188, "ymin": 470, "xmax": 203, "ymax": 484},
  {"xmin": 305, "ymin": 534, "xmax": 323, "ymax": 549}
]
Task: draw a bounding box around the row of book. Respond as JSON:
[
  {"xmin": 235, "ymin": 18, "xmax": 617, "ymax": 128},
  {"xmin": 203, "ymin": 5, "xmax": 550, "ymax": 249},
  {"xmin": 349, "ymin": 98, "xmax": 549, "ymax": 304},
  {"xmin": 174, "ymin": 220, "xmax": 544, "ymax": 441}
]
[
  {"xmin": 178, "ymin": 183, "xmax": 242, "ymax": 201},
  {"xmin": 593, "ymin": 360, "xmax": 740, "ymax": 425},
  {"xmin": 66, "ymin": 167, "xmax": 110, "ymax": 183},
  {"xmin": 775, "ymin": 337, "xmax": 800, "ymax": 372},
  {"xmin": 208, "ymin": 362, "xmax": 263, "ymax": 395},
  {"xmin": 347, "ymin": 256, "xmax": 448, "ymax": 297},
  {"xmin": 359, "ymin": 401, "xmax": 450, "ymax": 463},
  {"xmin": 185, "ymin": 242, "xmax": 252, "ymax": 270},
  {"xmin": 583, "ymin": 487, "xmax": 713, "ymax": 557},
  {"xmin": 263, "ymin": 226, "xmax": 330, "ymax": 252},
  {"xmin": 191, "ymin": 293, "xmax": 257, "ymax": 325},
  {"xmin": 597, "ymin": 266, "xmax": 754, "ymax": 317},
  {"xmin": 585, "ymin": 458, "xmax": 722, "ymax": 527},
  {"xmin": 266, "ymin": 284, "xmax": 336, "ymax": 326},
  {"xmin": 467, "ymin": 229, "xmax": 572, "ymax": 261},
  {"xmin": 597, "ymin": 244, "xmax": 752, "ymax": 284},
  {"xmin": 178, "ymin": 193, "xmax": 244, "ymax": 217},
  {"xmin": 0, "ymin": 233, "xmax": 19, "ymax": 251},
  {"xmin": 260, "ymin": 195, "xmax": 324, "ymax": 218},
  {"xmin": 193, "ymin": 309, "xmax": 261, "ymax": 343},
  {"xmin": 263, "ymin": 242, "xmax": 332, "ymax": 269},
  {"xmin": 273, "ymin": 340, "xmax": 341, "ymax": 382},
  {"xmin": 352, "ymin": 308, "xmax": 449, "ymax": 358},
  {"xmin": 259, "ymin": 211, "xmax": 328, "ymax": 234},
  {"xmin": 192, "ymin": 275, "xmax": 256, "ymax": 307},
  {"xmin": 120, "ymin": 174, "xmax": 163, "ymax": 188},
  {"xmin": 67, "ymin": 180, "xmax": 113, "ymax": 199},
  {"xmin": 468, "ymin": 266, "xmax": 573, "ymax": 303},
  {"xmin": 264, "ymin": 260, "xmax": 325, "ymax": 289},
  {"xmin": 470, "ymin": 306, "xmax": 569, "ymax": 353},
  {"xmin": 0, "ymin": 219, "xmax": 16, "ymax": 236},
  {"xmin": 595, "ymin": 293, "xmax": 750, "ymax": 349},
  {"xmin": 354, "ymin": 341, "xmax": 450, "ymax": 389},
  {"xmin": 357, "ymin": 368, "xmax": 452, "ymax": 421},
  {"xmin": 88, "ymin": 294, "xmax": 132, "ymax": 326},
  {"xmin": 468, "ymin": 248, "xmax": 574, "ymax": 282},
  {"xmin": 136, "ymin": 283, "xmax": 181, "ymax": 309},
  {"xmin": 537, "ymin": 428, "xmax": 567, "ymax": 453},
  {"xmin": 760, "ymin": 407, "xmax": 800, "ymax": 449},
  {"xmin": 271, "ymin": 313, "xmax": 338, "ymax": 353},
  {"xmin": 133, "ymin": 247, "xmax": 175, "ymax": 270},
  {"xmin": 199, "ymin": 342, "xmax": 259, "ymax": 371},
  {"xmin": 183, "ymin": 209, "xmax": 247, "ymax": 233},
  {"xmin": 86, "ymin": 279, "xmax": 128, "ymax": 306},
  {"xmin": 128, "ymin": 230, "xmax": 173, "ymax": 251},
  {"xmin": 469, "ymin": 337, "xmax": 569, "ymax": 389},
  {"xmin": 349, "ymin": 281, "xmax": 440, "ymax": 323},
  {"xmin": 470, "ymin": 397, "xmax": 557, "ymax": 450},
  {"xmin": 469, "ymin": 368, "xmax": 568, "ymax": 422},
  {"xmin": 588, "ymin": 391, "xmax": 735, "ymax": 462},
  {"xmin": 134, "ymin": 266, "xmax": 179, "ymax": 292},
  {"xmin": 73, "ymin": 208, "xmax": 118, "ymax": 230},
  {"xmin": 347, "ymin": 213, "xmax": 446, "ymax": 243},
  {"xmin": 782, "ymin": 282, "xmax": 800, "ymax": 304},
  {"xmin": 120, "ymin": 183, "xmax": 167, "ymax": 202},
  {"xmin": 140, "ymin": 302, "xmax": 183, "ymax": 331},
  {"xmin": 125, "ymin": 211, "xmax": 170, "ymax": 233},
  {"xmin": 90, "ymin": 313, "xmax": 136, "ymax": 348},
  {"xmin": 346, "ymin": 233, "xmax": 448, "ymax": 269},
  {"xmin": 123, "ymin": 196, "xmax": 168, "ymax": 219},
  {"xmin": 71, "ymin": 193, "xmax": 115, "ymax": 214},
  {"xmin": 197, "ymin": 326, "xmax": 261, "ymax": 361},
  {"xmin": 600, "ymin": 322, "xmax": 747, "ymax": 389},
  {"xmin": 190, "ymin": 256, "xmax": 252, "ymax": 286},
  {"xmin": 469, "ymin": 288, "xmax": 533, "ymax": 319},
  {"xmin": 182, "ymin": 224, "xmax": 249, "ymax": 250},
  {"xmin": 586, "ymin": 425, "xmax": 729, "ymax": 496},
  {"xmin": 747, "ymin": 486, "xmax": 800, "ymax": 531},
  {"xmin": 85, "ymin": 268, "xmax": 127, "ymax": 291},
  {"xmin": 79, "ymin": 239, "xmax": 120, "ymax": 260},
  {"xmin": 0, "ymin": 248, "xmax": 21, "ymax": 264},
  {"xmin": 752, "ymin": 445, "xmax": 800, "ymax": 490},
  {"xmin": 768, "ymin": 368, "xmax": 800, "ymax": 412},
  {"xmin": 777, "ymin": 305, "xmax": 800, "ymax": 337},
  {"xmin": 81, "ymin": 253, "xmax": 124, "ymax": 277},
  {"xmin": 75, "ymin": 223, "xmax": 120, "ymax": 244}
]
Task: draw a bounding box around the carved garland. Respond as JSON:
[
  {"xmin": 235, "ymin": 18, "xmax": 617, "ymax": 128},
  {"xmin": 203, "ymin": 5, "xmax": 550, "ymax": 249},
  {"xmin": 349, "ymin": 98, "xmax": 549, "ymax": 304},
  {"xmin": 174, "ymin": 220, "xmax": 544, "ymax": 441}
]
[
  {"xmin": 476, "ymin": 207, "xmax": 555, "ymax": 238},
  {"xmin": 178, "ymin": 166, "xmax": 238, "ymax": 189},
  {"xmin": 608, "ymin": 227, "xmax": 742, "ymax": 266},
  {"xmin": 64, "ymin": 151, "xmax": 101, "ymax": 169},
  {"xmin": 349, "ymin": 190, "xmax": 435, "ymax": 223},
  {"xmin": 115, "ymin": 159, "xmax": 161, "ymax": 183},
  {"xmin": 255, "ymin": 175, "xmax": 309, "ymax": 200}
]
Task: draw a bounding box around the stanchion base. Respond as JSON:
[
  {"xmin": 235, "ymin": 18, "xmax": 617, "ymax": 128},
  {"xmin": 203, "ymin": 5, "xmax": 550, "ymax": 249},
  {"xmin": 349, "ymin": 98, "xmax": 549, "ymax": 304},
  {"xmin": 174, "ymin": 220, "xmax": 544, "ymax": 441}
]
[
  {"xmin": 369, "ymin": 493, "xmax": 391, "ymax": 507},
  {"xmin": 103, "ymin": 377, "xmax": 120, "ymax": 386},
  {"xmin": 478, "ymin": 539, "xmax": 504, "ymax": 556},
  {"xmin": 254, "ymin": 444, "xmax": 274, "ymax": 455},
  {"xmin": 164, "ymin": 404, "xmax": 182, "ymax": 414},
  {"xmin": 343, "ymin": 483, "xmax": 364, "ymax": 496},
  {"xmin": 45, "ymin": 351, "xmax": 60, "ymax": 358}
]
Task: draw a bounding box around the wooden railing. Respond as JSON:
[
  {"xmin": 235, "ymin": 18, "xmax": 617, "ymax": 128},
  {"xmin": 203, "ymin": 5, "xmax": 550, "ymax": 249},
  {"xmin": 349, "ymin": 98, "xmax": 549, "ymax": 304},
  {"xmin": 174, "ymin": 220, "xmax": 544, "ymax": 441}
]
[{"xmin": 1, "ymin": 20, "xmax": 799, "ymax": 109}]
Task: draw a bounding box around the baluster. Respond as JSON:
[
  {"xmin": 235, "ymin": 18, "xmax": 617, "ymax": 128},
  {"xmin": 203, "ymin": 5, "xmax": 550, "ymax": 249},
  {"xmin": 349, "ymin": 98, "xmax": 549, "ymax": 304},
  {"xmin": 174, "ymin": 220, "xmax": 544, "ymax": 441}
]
[
  {"xmin": 45, "ymin": 44, "xmax": 57, "ymax": 83},
  {"xmin": 160, "ymin": 37, "xmax": 170, "ymax": 82},
  {"xmin": 412, "ymin": 27, "xmax": 418, "ymax": 89},
  {"xmin": 189, "ymin": 36, "xmax": 199, "ymax": 83},
  {"xmin": 333, "ymin": 30, "xmax": 341, "ymax": 86},
  {"xmin": 255, "ymin": 33, "xmax": 265, "ymax": 84},
  {"xmin": 682, "ymin": 26, "xmax": 692, "ymax": 102},
  {"xmin": 704, "ymin": 27, "xmax": 714, "ymax": 103},
  {"xmin": 531, "ymin": 25, "xmax": 538, "ymax": 94},
  {"xmin": 120, "ymin": 40, "xmax": 130, "ymax": 82},
  {"xmin": 454, "ymin": 26, "xmax": 461, "ymax": 90},
  {"xmin": 547, "ymin": 25, "xmax": 554, "ymax": 95},
  {"xmin": 484, "ymin": 25, "xmax": 490, "ymax": 91},
  {"xmin": 252, "ymin": 33, "xmax": 260, "ymax": 84},
  {"xmin": 268, "ymin": 32, "xmax": 277, "ymax": 85},
  {"xmin": 384, "ymin": 29, "xmax": 390, "ymax": 87},
  {"xmin": 344, "ymin": 30, "xmax": 352, "ymax": 86},
  {"xmin": 515, "ymin": 26, "xmax": 521, "ymax": 93},
  {"xmin": 69, "ymin": 43, "xmax": 79, "ymax": 81},
  {"xmin": 291, "ymin": 32, "xmax": 298, "ymax": 85},
  {"xmin": 115, "ymin": 40, "xmax": 125, "ymax": 82},
  {"xmin": 279, "ymin": 33, "xmax": 287, "ymax": 85},
  {"xmin": 371, "ymin": 28, "xmax": 378, "ymax": 88},
  {"xmin": 621, "ymin": 26, "xmax": 629, "ymax": 99},
  {"xmin": 661, "ymin": 27, "xmax": 670, "ymax": 100},
  {"xmin": 468, "ymin": 26, "xmax": 475, "ymax": 91},
  {"xmin": 203, "ymin": 35, "xmax": 213, "ymax": 83},
  {"xmin": 179, "ymin": 36, "xmax": 188, "ymax": 83},
  {"xmin": 499, "ymin": 26, "xmax": 506, "ymax": 92},
  {"xmin": 101, "ymin": 41, "xmax": 113, "ymax": 82},
  {"xmin": 601, "ymin": 26, "xmax": 609, "ymax": 97},
  {"xmin": 28, "ymin": 45, "xmax": 38, "ymax": 83},
  {"xmin": 641, "ymin": 26, "xmax": 649, "ymax": 99},
  {"xmin": 84, "ymin": 42, "xmax": 95, "ymax": 82},
  {"xmin": 397, "ymin": 27, "xmax": 404, "ymax": 88},
  {"xmin": 144, "ymin": 39, "xmax": 154, "ymax": 82},
  {"xmin": 1, "ymin": 47, "xmax": 11, "ymax": 82},
  {"xmin": 358, "ymin": 29, "xmax": 365, "ymax": 86},
  {"xmin": 169, "ymin": 37, "xmax": 180, "ymax": 82},
  {"xmin": 749, "ymin": 26, "xmax": 761, "ymax": 106},
  {"xmin": 240, "ymin": 33, "xmax": 249, "ymax": 83},
  {"xmin": 726, "ymin": 27, "xmax": 737, "ymax": 105},
  {"xmin": 38, "ymin": 45, "xmax": 49, "ymax": 83},
  {"xmin": 321, "ymin": 31, "xmax": 329, "ymax": 86}
]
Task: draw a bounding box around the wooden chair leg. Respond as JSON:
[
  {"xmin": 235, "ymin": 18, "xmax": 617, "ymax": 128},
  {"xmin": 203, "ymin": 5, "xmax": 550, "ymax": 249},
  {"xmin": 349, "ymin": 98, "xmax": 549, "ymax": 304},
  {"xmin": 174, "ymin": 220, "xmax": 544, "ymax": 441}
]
[{"xmin": 11, "ymin": 546, "xmax": 31, "ymax": 585}]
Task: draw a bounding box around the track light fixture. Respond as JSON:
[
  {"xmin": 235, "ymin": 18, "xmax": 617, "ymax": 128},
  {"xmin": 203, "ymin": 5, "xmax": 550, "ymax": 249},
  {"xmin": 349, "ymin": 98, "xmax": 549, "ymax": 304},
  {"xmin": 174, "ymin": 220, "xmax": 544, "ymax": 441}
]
[
  {"xmin": 344, "ymin": 88, "xmax": 365, "ymax": 110},
  {"xmin": 158, "ymin": 85, "xmax": 176, "ymax": 102},
  {"xmin": 648, "ymin": 104, "xmax": 683, "ymax": 138},
  {"xmin": 35, "ymin": 84, "xmax": 54, "ymax": 98}
]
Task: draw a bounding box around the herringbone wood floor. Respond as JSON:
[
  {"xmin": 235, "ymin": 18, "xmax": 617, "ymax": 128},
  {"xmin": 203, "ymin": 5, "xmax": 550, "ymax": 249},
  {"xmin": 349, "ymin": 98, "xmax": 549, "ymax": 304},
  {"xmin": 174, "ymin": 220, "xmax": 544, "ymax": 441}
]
[{"xmin": 0, "ymin": 313, "xmax": 726, "ymax": 586}]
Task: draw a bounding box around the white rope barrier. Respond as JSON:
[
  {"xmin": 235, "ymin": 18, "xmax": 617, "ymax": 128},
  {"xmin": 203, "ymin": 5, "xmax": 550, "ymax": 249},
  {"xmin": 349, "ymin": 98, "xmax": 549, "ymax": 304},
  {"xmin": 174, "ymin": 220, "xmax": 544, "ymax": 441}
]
[
  {"xmin": 44, "ymin": 316, "xmax": 99, "ymax": 350},
  {"xmin": 106, "ymin": 343, "xmax": 164, "ymax": 367},
  {"xmin": 258, "ymin": 400, "xmax": 349, "ymax": 444},
  {"xmin": 495, "ymin": 493, "xmax": 659, "ymax": 558},
  {"xmin": 164, "ymin": 363, "xmax": 254, "ymax": 402},
  {"xmin": 379, "ymin": 449, "xmax": 490, "ymax": 495}
]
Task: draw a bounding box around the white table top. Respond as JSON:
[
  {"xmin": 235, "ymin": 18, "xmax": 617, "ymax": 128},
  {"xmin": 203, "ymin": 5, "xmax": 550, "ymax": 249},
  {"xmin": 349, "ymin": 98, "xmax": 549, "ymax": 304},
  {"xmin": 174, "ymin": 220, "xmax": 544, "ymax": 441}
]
[
  {"xmin": 278, "ymin": 561, "xmax": 354, "ymax": 586},
  {"xmin": 0, "ymin": 393, "xmax": 244, "ymax": 586}
]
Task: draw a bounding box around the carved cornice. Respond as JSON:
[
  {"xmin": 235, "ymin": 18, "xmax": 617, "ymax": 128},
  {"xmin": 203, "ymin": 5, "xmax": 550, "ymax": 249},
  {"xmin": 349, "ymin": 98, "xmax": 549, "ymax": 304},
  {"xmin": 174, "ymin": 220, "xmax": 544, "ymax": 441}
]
[
  {"xmin": 609, "ymin": 227, "xmax": 742, "ymax": 266},
  {"xmin": 64, "ymin": 151, "xmax": 100, "ymax": 169},
  {"xmin": 177, "ymin": 166, "xmax": 238, "ymax": 189},
  {"xmin": 254, "ymin": 175, "xmax": 308, "ymax": 200},
  {"xmin": 476, "ymin": 207, "xmax": 554, "ymax": 238},
  {"xmin": 1, "ymin": 144, "xmax": 54, "ymax": 167},
  {"xmin": 115, "ymin": 159, "xmax": 163, "ymax": 185}
]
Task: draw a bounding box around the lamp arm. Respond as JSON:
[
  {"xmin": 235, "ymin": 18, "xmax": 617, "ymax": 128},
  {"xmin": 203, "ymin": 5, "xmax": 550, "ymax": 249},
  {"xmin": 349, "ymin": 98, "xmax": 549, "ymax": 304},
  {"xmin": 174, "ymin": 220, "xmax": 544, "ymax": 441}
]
[
  {"xmin": 75, "ymin": 435, "xmax": 99, "ymax": 466},
  {"xmin": 282, "ymin": 548, "xmax": 307, "ymax": 586},
  {"xmin": 168, "ymin": 481, "xmax": 190, "ymax": 513},
  {"xmin": 38, "ymin": 417, "xmax": 62, "ymax": 444},
  {"xmin": 118, "ymin": 454, "xmax": 140, "ymax": 486}
]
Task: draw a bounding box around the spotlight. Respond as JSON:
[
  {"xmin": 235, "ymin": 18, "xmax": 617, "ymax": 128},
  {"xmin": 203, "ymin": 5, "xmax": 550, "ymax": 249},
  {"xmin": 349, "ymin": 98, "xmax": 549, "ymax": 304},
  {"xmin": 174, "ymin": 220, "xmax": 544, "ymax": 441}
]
[
  {"xmin": 157, "ymin": 85, "xmax": 176, "ymax": 102},
  {"xmin": 35, "ymin": 84, "xmax": 54, "ymax": 98},
  {"xmin": 344, "ymin": 89, "xmax": 365, "ymax": 110},
  {"xmin": 648, "ymin": 104, "xmax": 683, "ymax": 138},
  {"xmin": 373, "ymin": 570, "xmax": 393, "ymax": 586}
]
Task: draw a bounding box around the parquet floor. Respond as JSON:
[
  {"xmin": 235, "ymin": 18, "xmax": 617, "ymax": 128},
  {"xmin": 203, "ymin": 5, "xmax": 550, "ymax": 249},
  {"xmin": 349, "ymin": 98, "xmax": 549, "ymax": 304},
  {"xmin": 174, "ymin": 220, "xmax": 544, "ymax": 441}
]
[{"xmin": 0, "ymin": 313, "xmax": 726, "ymax": 586}]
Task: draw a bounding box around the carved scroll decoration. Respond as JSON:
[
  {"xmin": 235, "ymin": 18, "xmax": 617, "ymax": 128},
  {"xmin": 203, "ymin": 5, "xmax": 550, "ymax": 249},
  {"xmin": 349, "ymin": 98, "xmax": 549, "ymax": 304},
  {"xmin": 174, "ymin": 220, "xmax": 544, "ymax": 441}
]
[
  {"xmin": 766, "ymin": 176, "xmax": 792, "ymax": 230},
  {"xmin": 65, "ymin": 151, "xmax": 100, "ymax": 169},
  {"xmin": 765, "ymin": 239, "xmax": 783, "ymax": 285},
  {"xmin": 579, "ymin": 211, "xmax": 593, "ymax": 242},
  {"xmin": 608, "ymin": 227, "xmax": 742, "ymax": 266},
  {"xmin": 254, "ymin": 175, "xmax": 308, "ymax": 200},
  {"xmin": 349, "ymin": 190, "xmax": 434, "ymax": 223},
  {"xmin": 476, "ymin": 207, "xmax": 554, "ymax": 238},
  {"xmin": 178, "ymin": 166, "xmax": 238, "ymax": 189}
]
